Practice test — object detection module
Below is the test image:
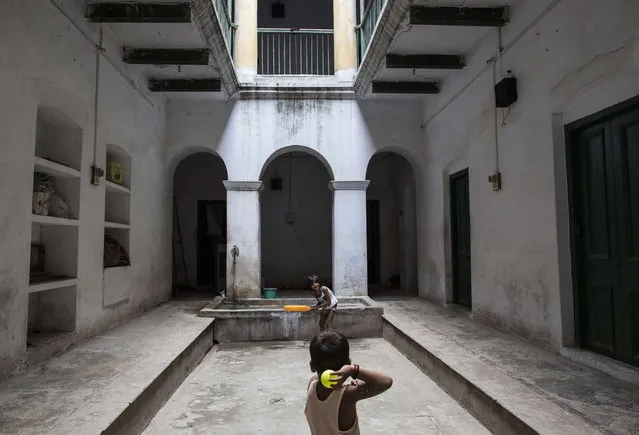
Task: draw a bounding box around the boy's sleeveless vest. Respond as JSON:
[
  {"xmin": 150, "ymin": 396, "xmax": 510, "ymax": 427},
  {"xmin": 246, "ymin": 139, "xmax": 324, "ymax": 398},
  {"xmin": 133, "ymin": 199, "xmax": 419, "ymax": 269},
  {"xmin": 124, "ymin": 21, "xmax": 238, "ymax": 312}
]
[
  {"xmin": 318, "ymin": 286, "xmax": 338, "ymax": 309},
  {"xmin": 305, "ymin": 379, "xmax": 360, "ymax": 435}
]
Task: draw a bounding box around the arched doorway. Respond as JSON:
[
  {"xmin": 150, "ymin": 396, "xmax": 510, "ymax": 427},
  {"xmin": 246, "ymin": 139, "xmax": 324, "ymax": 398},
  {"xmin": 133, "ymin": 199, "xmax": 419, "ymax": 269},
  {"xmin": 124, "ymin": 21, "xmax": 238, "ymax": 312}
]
[
  {"xmin": 366, "ymin": 151, "xmax": 418, "ymax": 295},
  {"xmin": 260, "ymin": 148, "xmax": 333, "ymax": 294},
  {"xmin": 172, "ymin": 152, "xmax": 228, "ymax": 295}
]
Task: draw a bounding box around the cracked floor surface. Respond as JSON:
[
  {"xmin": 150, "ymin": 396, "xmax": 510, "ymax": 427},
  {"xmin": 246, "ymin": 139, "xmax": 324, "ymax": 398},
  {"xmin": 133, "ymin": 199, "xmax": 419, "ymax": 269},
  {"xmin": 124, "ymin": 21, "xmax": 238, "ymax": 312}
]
[{"xmin": 143, "ymin": 339, "xmax": 489, "ymax": 434}]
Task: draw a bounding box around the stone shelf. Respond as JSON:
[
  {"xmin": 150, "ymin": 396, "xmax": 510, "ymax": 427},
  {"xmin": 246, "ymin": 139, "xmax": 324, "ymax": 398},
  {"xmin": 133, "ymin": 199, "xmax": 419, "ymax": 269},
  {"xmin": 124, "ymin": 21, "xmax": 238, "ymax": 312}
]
[
  {"xmin": 105, "ymin": 180, "xmax": 131, "ymax": 195},
  {"xmin": 34, "ymin": 157, "xmax": 81, "ymax": 179},
  {"xmin": 29, "ymin": 277, "xmax": 78, "ymax": 293},
  {"xmin": 105, "ymin": 221, "xmax": 130, "ymax": 230},
  {"xmin": 32, "ymin": 214, "xmax": 79, "ymax": 226}
]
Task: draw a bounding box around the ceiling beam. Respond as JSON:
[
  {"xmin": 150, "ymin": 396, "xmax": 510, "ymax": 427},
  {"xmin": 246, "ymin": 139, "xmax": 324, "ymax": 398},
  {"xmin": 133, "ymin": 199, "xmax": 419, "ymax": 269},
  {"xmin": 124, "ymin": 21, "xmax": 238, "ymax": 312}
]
[
  {"xmin": 386, "ymin": 54, "xmax": 465, "ymax": 70},
  {"xmin": 409, "ymin": 6, "xmax": 509, "ymax": 27},
  {"xmin": 86, "ymin": 3, "xmax": 191, "ymax": 23},
  {"xmin": 148, "ymin": 78, "xmax": 221, "ymax": 92},
  {"xmin": 123, "ymin": 48, "xmax": 210, "ymax": 65},
  {"xmin": 372, "ymin": 81, "xmax": 441, "ymax": 94}
]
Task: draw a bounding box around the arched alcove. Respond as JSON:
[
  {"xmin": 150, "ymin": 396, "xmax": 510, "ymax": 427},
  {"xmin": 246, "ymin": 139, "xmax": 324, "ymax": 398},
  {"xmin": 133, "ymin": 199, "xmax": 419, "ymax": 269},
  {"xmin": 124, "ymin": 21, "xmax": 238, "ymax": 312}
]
[
  {"xmin": 173, "ymin": 152, "xmax": 228, "ymax": 294},
  {"xmin": 260, "ymin": 147, "xmax": 334, "ymax": 292},
  {"xmin": 365, "ymin": 151, "xmax": 418, "ymax": 295}
]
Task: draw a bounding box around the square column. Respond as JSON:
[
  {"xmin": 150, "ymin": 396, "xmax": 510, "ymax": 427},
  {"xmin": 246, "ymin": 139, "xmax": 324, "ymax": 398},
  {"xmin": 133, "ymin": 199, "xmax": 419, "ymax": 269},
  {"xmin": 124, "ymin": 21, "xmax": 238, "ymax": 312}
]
[
  {"xmin": 223, "ymin": 181, "xmax": 263, "ymax": 298},
  {"xmin": 333, "ymin": 0, "xmax": 357, "ymax": 80},
  {"xmin": 330, "ymin": 180, "xmax": 370, "ymax": 296},
  {"xmin": 234, "ymin": 0, "xmax": 258, "ymax": 81}
]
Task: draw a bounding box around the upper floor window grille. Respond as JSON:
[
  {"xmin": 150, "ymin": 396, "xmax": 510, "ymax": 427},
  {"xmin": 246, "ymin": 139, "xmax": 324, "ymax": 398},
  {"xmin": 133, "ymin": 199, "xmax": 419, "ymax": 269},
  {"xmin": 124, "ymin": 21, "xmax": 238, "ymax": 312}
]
[{"xmin": 257, "ymin": 0, "xmax": 334, "ymax": 75}]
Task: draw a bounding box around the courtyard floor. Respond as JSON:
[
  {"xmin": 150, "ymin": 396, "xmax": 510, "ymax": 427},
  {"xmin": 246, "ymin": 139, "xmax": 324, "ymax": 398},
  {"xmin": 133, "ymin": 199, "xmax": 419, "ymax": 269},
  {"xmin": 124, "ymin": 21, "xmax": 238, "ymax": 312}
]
[
  {"xmin": 1, "ymin": 297, "xmax": 637, "ymax": 434},
  {"xmin": 142, "ymin": 339, "xmax": 490, "ymax": 435}
]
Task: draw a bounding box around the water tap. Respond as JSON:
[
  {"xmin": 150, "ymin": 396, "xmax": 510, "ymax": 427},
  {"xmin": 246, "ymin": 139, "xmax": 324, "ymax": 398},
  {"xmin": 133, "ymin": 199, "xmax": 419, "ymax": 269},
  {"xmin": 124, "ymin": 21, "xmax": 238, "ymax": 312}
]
[{"xmin": 230, "ymin": 245, "xmax": 240, "ymax": 263}]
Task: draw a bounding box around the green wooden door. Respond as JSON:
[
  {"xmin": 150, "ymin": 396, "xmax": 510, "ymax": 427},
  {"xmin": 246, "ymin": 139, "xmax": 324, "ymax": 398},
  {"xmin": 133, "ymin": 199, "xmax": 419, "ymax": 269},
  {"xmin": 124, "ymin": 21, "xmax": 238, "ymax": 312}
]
[
  {"xmin": 610, "ymin": 108, "xmax": 639, "ymax": 365},
  {"xmin": 569, "ymin": 103, "xmax": 639, "ymax": 366},
  {"xmin": 451, "ymin": 169, "xmax": 472, "ymax": 308}
]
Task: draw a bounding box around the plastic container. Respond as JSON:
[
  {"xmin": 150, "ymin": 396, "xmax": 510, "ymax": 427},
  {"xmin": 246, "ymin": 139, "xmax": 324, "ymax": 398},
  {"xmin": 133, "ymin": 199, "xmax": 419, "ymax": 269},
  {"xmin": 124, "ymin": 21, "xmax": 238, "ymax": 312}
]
[
  {"xmin": 283, "ymin": 305, "xmax": 310, "ymax": 312},
  {"xmin": 263, "ymin": 288, "xmax": 277, "ymax": 299}
]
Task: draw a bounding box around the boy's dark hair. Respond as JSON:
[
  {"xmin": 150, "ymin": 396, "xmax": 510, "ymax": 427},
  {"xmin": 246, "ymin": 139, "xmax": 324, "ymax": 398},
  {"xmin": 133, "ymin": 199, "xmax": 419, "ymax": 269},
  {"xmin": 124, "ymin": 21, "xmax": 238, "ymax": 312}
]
[
  {"xmin": 309, "ymin": 330, "xmax": 350, "ymax": 373},
  {"xmin": 307, "ymin": 274, "xmax": 319, "ymax": 288}
]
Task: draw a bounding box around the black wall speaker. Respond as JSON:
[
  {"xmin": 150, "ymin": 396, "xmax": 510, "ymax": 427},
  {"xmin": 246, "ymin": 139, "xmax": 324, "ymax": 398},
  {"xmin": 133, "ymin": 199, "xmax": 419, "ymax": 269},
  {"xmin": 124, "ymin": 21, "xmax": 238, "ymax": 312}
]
[{"xmin": 495, "ymin": 77, "xmax": 517, "ymax": 108}]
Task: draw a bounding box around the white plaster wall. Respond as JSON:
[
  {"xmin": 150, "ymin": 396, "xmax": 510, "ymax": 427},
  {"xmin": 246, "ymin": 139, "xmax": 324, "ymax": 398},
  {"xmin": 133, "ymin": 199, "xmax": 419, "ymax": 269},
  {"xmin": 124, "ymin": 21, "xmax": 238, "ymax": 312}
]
[
  {"xmin": 0, "ymin": 0, "xmax": 170, "ymax": 378},
  {"xmin": 173, "ymin": 153, "xmax": 228, "ymax": 288},
  {"xmin": 166, "ymin": 98, "xmax": 425, "ymax": 296},
  {"xmin": 167, "ymin": 99, "xmax": 424, "ymax": 180},
  {"xmin": 261, "ymin": 154, "xmax": 333, "ymax": 289},
  {"xmin": 419, "ymin": 0, "xmax": 639, "ymax": 349}
]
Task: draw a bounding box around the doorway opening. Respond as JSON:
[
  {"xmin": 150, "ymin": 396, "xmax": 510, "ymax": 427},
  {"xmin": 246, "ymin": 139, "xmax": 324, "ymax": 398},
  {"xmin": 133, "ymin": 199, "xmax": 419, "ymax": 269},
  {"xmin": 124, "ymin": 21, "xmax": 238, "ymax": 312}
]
[
  {"xmin": 566, "ymin": 96, "xmax": 639, "ymax": 367},
  {"xmin": 260, "ymin": 151, "xmax": 333, "ymax": 294},
  {"xmin": 450, "ymin": 169, "xmax": 471, "ymax": 308},
  {"xmin": 173, "ymin": 152, "xmax": 228, "ymax": 296},
  {"xmin": 197, "ymin": 200, "xmax": 227, "ymax": 290},
  {"xmin": 366, "ymin": 152, "xmax": 418, "ymax": 295}
]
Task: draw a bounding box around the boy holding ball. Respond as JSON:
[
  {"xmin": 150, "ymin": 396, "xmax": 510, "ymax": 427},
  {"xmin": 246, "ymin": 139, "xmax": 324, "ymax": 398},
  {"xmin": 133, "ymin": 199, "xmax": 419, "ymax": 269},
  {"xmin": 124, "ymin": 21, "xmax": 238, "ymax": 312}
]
[{"xmin": 305, "ymin": 330, "xmax": 393, "ymax": 434}]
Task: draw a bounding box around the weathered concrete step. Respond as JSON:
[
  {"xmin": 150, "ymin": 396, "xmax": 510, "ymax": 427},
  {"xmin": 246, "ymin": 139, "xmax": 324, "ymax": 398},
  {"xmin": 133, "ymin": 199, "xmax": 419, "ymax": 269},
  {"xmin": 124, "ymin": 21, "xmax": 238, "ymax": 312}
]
[
  {"xmin": 0, "ymin": 302, "xmax": 214, "ymax": 435},
  {"xmin": 383, "ymin": 316, "xmax": 617, "ymax": 435},
  {"xmin": 378, "ymin": 298, "xmax": 639, "ymax": 435}
]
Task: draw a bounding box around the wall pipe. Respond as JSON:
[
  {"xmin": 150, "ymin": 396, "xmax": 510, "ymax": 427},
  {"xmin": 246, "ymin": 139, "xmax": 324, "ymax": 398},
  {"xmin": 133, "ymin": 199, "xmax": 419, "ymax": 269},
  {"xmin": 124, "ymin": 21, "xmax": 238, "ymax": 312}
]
[{"xmin": 92, "ymin": 25, "xmax": 103, "ymax": 183}]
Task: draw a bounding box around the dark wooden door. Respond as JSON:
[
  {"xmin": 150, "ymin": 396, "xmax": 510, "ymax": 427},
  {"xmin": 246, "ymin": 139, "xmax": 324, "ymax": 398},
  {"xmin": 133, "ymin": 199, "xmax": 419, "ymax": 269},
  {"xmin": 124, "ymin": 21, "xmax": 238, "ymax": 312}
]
[
  {"xmin": 569, "ymin": 103, "xmax": 639, "ymax": 366},
  {"xmin": 450, "ymin": 169, "xmax": 472, "ymax": 308},
  {"xmin": 611, "ymin": 108, "xmax": 639, "ymax": 365},
  {"xmin": 366, "ymin": 199, "xmax": 381, "ymax": 285}
]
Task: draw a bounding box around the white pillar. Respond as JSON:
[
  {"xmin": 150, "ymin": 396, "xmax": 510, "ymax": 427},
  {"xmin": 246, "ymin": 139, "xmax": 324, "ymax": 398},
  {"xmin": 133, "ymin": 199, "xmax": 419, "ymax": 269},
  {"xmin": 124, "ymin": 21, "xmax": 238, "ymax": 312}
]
[
  {"xmin": 223, "ymin": 181, "xmax": 263, "ymax": 298},
  {"xmin": 330, "ymin": 180, "xmax": 370, "ymax": 296},
  {"xmin": 234, "ymin": 0, "xmax": 258, "ymax": 81},
  {"xmin": 333, "ymin": 0, "xmax": 357, "ymax": 80}
]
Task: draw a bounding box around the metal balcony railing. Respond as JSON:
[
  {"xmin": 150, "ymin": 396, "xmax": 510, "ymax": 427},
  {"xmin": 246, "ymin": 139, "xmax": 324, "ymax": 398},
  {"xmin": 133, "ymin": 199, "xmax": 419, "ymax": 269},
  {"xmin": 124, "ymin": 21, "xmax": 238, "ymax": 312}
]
[
  {"xmin": 211, "ymin": 0, "xmax": 236, "ymax": 56},
  {"xmin": 356, "ymin": 0, "xmax": 386, "ymax": 62},
  {"xmin": 258, "ymin": 28, "xmax": 335, "ymax": 75}
]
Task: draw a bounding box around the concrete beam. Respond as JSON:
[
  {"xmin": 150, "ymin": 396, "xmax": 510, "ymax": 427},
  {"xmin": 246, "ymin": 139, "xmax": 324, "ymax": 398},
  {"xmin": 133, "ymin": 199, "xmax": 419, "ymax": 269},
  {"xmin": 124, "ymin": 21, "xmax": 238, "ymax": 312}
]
[
  {"xmin": 409, "ymin": 6, "xmax": 509, "ymax": 27},
  {"xmin": 190, "ymin": 0, "xmax": 240, "ymax": 97},
  {"xmin": 353, "ymin": 0, "xmax": 412, "ymax": 97},
  {"xmin": 123, "ymin": 48, "xmax": 210, "ymax": 65},
  {"xmin": 372, "ymin": 81, "xmax": 440, "ymax": 94},
  {"xmin": 148, "ymin": 78, "xmax": 221, "ymax": 92},
  {"xmin": 385, "ymin": 54, "xmax": 465, "ymax": 70},
  {"xmin": 86, "ymin": 3, "xmax": 191, "ymax": 23}
]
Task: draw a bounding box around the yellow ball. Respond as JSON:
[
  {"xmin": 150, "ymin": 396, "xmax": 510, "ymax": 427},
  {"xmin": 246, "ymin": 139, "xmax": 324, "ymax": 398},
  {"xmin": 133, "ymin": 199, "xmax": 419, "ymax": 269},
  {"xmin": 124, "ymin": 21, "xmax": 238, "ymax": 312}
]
[{"xmin": 320, "ymin": 370, "xmax": 339, "ymax": 388}]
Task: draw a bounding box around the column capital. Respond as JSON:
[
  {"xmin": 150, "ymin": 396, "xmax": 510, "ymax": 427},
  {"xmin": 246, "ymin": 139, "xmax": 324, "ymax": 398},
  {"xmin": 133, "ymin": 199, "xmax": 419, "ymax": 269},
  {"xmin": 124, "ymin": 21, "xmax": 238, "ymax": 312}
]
[
  {"xmin": 223, "ymin": 180, "xmax": 264, "ymax": 191},
  {"xmin": 329, "ymin": 180, "xmax": 370, "ymax": 191}
]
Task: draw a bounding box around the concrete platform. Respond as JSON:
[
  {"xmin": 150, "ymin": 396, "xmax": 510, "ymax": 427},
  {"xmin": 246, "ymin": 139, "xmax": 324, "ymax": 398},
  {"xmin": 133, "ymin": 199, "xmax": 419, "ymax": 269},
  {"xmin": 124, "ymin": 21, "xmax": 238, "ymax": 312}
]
[
  {"xmin": 0, "ymin": 302, "xmax": 214, "ymax": 435},
  {"xmin": 379, "ymin": 298, "xmax": 639, "ymax": 435},
  {"xmin": 142, "ymin": 339, "xmax": 490, "ymax": 435}
]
